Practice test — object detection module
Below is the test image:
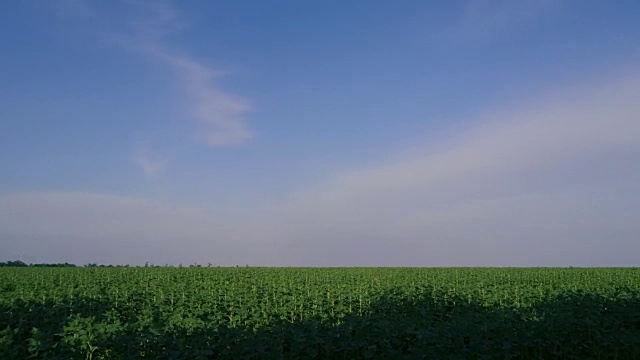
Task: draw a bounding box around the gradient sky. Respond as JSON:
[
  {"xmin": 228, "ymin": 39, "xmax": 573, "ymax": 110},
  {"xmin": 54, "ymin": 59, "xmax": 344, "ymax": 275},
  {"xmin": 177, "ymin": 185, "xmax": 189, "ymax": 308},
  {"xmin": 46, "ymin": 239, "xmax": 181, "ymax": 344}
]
[{"xmin": 1, "ymin": 0, "xmax": 639, "ymax": 266}]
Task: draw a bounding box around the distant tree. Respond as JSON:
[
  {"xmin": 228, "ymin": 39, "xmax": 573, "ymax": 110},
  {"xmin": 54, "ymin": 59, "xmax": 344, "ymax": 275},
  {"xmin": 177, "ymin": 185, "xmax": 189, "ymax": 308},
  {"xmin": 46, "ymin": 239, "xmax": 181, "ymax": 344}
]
[
  {"xmin": 30, "ymin": 262, "xmax": 77, "ymax": 267},
  {"xmin": 0, "ymin": 260, "xmax": 28, "ymax": 267},
  {"xmin": 1, "ymin": 260, "xmax": 77, "ymax": 267}
]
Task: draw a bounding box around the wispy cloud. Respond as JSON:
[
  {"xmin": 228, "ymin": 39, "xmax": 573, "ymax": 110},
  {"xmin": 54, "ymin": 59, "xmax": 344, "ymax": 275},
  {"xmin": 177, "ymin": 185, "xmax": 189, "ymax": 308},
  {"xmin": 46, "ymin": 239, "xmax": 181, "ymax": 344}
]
[
  {"xmin": 47, "ymin": 1, "xmax": 253, "ymax": 178},
  {"xmin": 122, "ymin": 1, "xmax": 253, "ymax": 147},
  {"xmin": 127, "ymin": 0, "xmax": 187, "ymax": 39},
  {"xmin": 132, "ymin": 143, "xmax": 168, "ymax": 177},
  {"xmin": 63, "ymin": 1, "xmax": 253, "ymax": 149},
  {"xmin": 2, "ymin": 70, "xmax": 639, "ymax": 266},
  {"xmin": 451, "ymin": 0, "xmax": 559, "ymax": 42},
  {"xmin": 254, "ymin": 70, "xmax": 640, "ymax": 266},
  {"xmin": 150, "ymin": 49, "xmax": 253, "ymax": 146}
]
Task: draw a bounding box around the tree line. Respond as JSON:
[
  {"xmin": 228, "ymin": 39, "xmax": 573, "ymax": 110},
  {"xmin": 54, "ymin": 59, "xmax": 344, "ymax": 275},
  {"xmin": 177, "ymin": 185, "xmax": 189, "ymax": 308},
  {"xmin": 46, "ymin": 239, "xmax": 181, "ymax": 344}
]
[{"xmin": 0, "ymin": 260, "xmax": 77, "ymax": 267}]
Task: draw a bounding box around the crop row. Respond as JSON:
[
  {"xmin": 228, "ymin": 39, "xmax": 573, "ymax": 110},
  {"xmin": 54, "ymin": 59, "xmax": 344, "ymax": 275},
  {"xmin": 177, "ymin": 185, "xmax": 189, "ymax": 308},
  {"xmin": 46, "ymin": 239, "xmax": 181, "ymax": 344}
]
[{"xmin": 1, "ymin": 267, "xmax": 639, "ymax": 359}]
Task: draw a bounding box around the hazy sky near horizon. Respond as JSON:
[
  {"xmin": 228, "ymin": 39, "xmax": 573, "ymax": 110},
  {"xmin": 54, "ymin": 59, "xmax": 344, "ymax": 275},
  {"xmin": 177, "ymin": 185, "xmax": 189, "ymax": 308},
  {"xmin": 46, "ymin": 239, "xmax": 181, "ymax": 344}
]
[{"xmin": 1, "ymin": 0, "xmax": 639, "ymax": 266}]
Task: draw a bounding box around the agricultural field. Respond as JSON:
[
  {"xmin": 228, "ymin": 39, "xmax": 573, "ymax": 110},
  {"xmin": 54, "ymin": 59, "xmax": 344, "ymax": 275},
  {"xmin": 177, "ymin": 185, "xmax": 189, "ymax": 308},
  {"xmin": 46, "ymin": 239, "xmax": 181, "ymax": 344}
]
[{"xmin": 1, "ymin": 267, "xmax": 639, "ymax": 359}]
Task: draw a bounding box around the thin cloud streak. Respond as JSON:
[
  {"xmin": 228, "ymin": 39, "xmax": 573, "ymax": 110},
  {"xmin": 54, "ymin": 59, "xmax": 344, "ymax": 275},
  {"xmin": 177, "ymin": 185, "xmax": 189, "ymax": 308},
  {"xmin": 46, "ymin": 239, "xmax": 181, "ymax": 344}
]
[
  {"xmin": 126, "ymin": 1, "xmax": 253, "ymax": 147},
  {"xmin": 151, "ymin": 49, "xmax": 253, "ymax": 146},
  {"xmin": 450, "ymin": 0, "xmax": 559, "ymax": 42},
  {"xmin": 132, "ymin": 144, "xmax": 168, "ymax": 177},
  {"xmin": 93, "ymin": 1, "xmax": 252, "ymax": 148},
  {"xmin": 50, "ymin": 0, "xmax": 253, "ymax": 174},
  {"xmin": 253, "ymin": 72, "xmax": 640, "ymax": 266}
]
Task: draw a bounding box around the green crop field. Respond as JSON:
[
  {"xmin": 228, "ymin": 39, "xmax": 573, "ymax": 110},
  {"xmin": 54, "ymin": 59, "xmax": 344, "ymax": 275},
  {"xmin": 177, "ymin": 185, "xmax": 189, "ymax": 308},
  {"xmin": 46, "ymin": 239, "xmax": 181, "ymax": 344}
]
[{"xmin": 1, "ymin": 267, "xmax": 639, "ymax": 359}]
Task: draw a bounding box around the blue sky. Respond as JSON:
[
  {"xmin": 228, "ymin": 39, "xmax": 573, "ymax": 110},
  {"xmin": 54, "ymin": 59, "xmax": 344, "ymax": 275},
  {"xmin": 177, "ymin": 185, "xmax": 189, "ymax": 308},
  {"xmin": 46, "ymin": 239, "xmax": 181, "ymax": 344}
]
[{"xmin": 1, "ymin": 0, "xmax": 639, "ymax": 266}]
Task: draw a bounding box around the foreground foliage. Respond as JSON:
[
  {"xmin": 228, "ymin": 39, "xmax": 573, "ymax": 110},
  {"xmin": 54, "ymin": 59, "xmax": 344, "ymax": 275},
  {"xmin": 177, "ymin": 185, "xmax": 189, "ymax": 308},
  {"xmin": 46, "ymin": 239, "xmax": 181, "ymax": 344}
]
[{"xmin": 1, "ymin": 267, "xmax": 639, "ymax": 359}]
